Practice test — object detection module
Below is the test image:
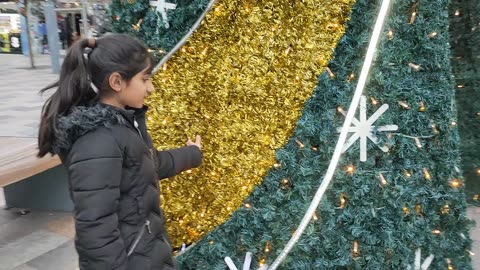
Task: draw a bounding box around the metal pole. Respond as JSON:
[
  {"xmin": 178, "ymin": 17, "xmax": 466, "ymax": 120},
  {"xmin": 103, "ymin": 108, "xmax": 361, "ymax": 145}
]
[
  {"xmin": 24, "ymin": 0, "xmax": 35, "ymax": 68},
  {"xmin": 44, "ymin": 3, "xmax": 60, "ymax": 73},
  {"xmin": 81, "ymin": 0, "xmax": 89, "ymax": 38}
]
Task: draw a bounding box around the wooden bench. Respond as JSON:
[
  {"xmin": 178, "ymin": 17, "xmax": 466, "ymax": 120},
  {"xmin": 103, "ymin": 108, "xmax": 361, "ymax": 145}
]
[{"xmin": 0, "ymin": 137, "xmax": 61, "ymax": 188}]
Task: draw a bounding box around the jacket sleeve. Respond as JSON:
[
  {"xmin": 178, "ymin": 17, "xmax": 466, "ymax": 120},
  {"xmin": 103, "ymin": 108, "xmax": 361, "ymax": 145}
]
[
  {"xmin": 67, "ymin": 129, "xmax": 127, "ymax": 270},
  {"xmin": 156, "ymin": 145, "xmax": 203, "ymax": 179}
]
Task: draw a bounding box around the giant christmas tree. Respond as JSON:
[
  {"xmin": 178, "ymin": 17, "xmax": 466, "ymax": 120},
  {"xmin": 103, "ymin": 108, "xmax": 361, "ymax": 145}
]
[{"xmin": 111, "ymin": 0, "xmax": 473, "ymax": 268}]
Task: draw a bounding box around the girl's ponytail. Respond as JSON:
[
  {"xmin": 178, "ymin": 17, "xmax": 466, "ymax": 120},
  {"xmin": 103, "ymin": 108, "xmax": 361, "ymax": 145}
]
[{"xmin": 38, "ymin": 38, "xmax": 96, "ymax": 157}]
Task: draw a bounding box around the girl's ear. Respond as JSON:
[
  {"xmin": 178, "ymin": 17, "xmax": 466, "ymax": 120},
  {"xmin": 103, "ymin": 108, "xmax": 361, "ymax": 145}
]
[{"xmin": 108, "ymin": 72, "xmax": 123, "ymax": 92}]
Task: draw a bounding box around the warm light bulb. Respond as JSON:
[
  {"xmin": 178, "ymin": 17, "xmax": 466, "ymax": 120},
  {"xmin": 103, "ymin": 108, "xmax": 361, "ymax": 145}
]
[
  {"xmin": 337, "ymin": 106, "xmax": 344, "ymax": 113},
  {"xmin": 410, "ymin": 11, "xmax": 417, "ymax": 24},
  {"xmin": 312, "ymin": 212, "xmax": 318, "ymax": 221},
  {"xmin": 408, "ymin": 63, "xmax": 421, "ymax": 71},
  {"xmin": 450, "ymin": 179, "xmax": 461, "ymax": 188},
  {"xmin": 186, "ymin": 169, "xmax": 192, "ymax": 174},
  {"xmin": 340, "ymin": 194, "xmax": 347, "ymax": 209},
  {"xmin": 285, "ymin": 47, "xmax": 292, "ymax": 55},
  {"xmin": 399, "ymin": 101, "xmax": 410, "ymax": 109},
  {"xmin": 473, "ymin": 194, "xmax": 479, "ymax": 201},
  {"xmin": 403, "ymin": 206, "xmax": 410, "ymax": 215},
  {"xmin": 422, "ymin": 168, "xmax": 431, "ymax": 180},
  {"xmin": 353, "ymin": 241, "xmax": 359, "ymax": 256},
  {"xmin": 346, "ymin": 165, "xmax": 355, "ymax": 174},
  {"xmin": 181, "ymin": 47, "xmax": 187, "ymax": 53},
  {"xmin": 387, "ymin": 29, "xmax": 393, "ymax": 40},
  {"xmin": 162, "ymin": 64, "xmax": 167, "ymax": 71},
  {"xmin": 467, "ymin": 250, "xmax": 475, "ymax": 256},
  {"xmin": 451, "ymin": 121, "xmax": 457, "ymax": 126},
  {"xmin": 370, "ymin": 97, "xmax": 378, "ymax": 105},
  {"xmin": 201, "ymin": 47, "xmax": 208, "ymax": 56},
  {"xmin": 295, "ymin": 139, "xmax": 305, "ymax": 148},
  {"xmin": 428, "ymin": 32, "xmax": 438, "ymax": 38},
  {"xmin": 209, "ymin": 240, "xmax": 214, "ymax": 245},
  {"xmin": 259, "ymin": 258, "xmax": 266, "ymax": 266},
  {"xmin": 457, "ymin": 84, "xmax": 465, "ymax": 88},
  {"xmin": 264, "ymin": 242, "xmax": 272, "ymax": 253},
  {"xmin": 476, "ymin": 168, "xmax": 480, "ymax": 175},
  {"xmin": 379, "ymin": 173, "xmax": 387, "ymax": 185},
  {"xmin": 415, "ymin": 204, "xmax": 422, "ymax": 215},
  {"xmin": 281, "ymin": 178, "xmax": 289, "ymax": 185},
  {"xmin": 431, "ymin": 124, "xmax": 439, "ymax": 134},
  {"xmin": 162, "ymin": 118, "xmax": 167, "ymax": 125},
  {"xmin": 325, "ymin": 67, "xmax": 335, "ymax": 78},
  {"xmin": 455, "ymin": 10, "xmax": 460, "ymax": 16},
  {"xmin": 441, "ymin": 204, "xmax": 450, "ymax": 214},
  {"xmin": 244, "ymin": 203, "xmax": 251, "ymax": 209},
  {"xmin": 432, "ymin": 229, "xmax": 441, "ymax": 235},
  {"xmin": 404, "ymin": 171, "xmax": 412, "ymax": 177},
  {"xmin": 414, "ymin": 137, "xmax": 422, "ymax": 148},
  {"xmin": 419, "ymin": 101, "xmax": 425, "ymax": 112},
  {"xmin": 273, "ymin": 163, "xmax": 281, "ymax": 169}
]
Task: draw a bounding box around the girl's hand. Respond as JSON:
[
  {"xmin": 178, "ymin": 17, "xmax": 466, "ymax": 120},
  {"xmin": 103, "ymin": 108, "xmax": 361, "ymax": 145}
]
[{"xmin": 187, "ymin": 135, "xmax": 201, "ymax": 150}]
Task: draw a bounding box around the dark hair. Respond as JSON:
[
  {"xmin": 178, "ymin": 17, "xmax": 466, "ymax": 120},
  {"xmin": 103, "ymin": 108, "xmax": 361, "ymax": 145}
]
[{"xmin": 38, "ymin": 33, "xmax": 154, "ymax": 157}]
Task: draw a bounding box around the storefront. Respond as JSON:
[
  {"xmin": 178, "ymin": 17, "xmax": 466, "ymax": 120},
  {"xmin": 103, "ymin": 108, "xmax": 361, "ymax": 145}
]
[{"xmin": 0, "ymin": 4, "xmax": 22, "ymax": 54}]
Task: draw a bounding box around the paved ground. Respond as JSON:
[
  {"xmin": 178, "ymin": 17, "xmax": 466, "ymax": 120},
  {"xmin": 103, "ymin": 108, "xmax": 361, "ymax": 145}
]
[{"xmin": 0, "ymin": 53, "xmax": 479, "ymax": 269}]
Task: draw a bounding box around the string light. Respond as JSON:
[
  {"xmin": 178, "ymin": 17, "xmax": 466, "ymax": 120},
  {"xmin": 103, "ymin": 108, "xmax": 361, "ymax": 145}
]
[
  {"xmin": 370, "ymin": 97, "xmax": 378, "ymax": 105},
  {"xmin": 348, "ymin": 73, "xmax": 355, "ymax": 82},
  {"xmin": 451, "ymin": 121, "xmax": 457, "ymax": 127},
  {"xmin": 476, "ymin": 168, "xmax": 480, "ymax": 175},
  {"xmin": 186, "ymin": 169, "xmax": 192, "ymax": 174},
  {"xmin": 345, "ymin": 165, "xmax": 356, "ymax": 174},
  {"xmin": 325, "ymin": 67, "xmax": 335, "ymax": 78},
  {"xmin": 403, "ymin": 205, "xmax": 410, "ymax": 215},
  {"xmin": 387, "ymin": 29, "xmax": 393, "ymax": 40},
  {"xmin": 409, "ymin": 11, "xmax": 417, "ymax": 24},
  {"xmin": 353, "ymin": 241, "xmax": 359, "ymax": 257},
  {"xmin": 162, "ymin": 118, "xmax": 167, "ymax": 125},
  {"xmin": 162, "ymin": 64, "xmax": 167, "ymax": 71},
  {"xmin": 455, "ymin": 9, "xmax": 460, "ymax": 16},
  {"xmin": 414, "ymin": 137, "xmax": 422, "ymax": 148},
  {"xmin": 441, "ymin": 204, "xmax": 450, "ymax": 214},
  {"xmin": 312, "ymin": 211, "xmax": 318, "ymax": 221},
  {"xmin": 450, "ymin": 179, "xmax": 462, "ymax": 188},
  {"xmin": 447, "ymin": 258, "xmax": 454, "ymax": 270},
  {"xmin": 244, "ymin": 203, "xmax": 251, "ymax": 209},
  {"xmin": 259, "ymin": 258, "xmax": 266, "ymax": 267},
  {"xmin": 431, "ymin": 124, "xmax": 439, "ymax": 134},
  {"xmin": 415, "ymin": 204, "xmax": 422, "ymax": 215},
  {"xmin": 181, "ymin": 47, "xmax": 187, "ymax": 53},
  {"xmin": 285, "ymin": 46, "xmax": 292, "ymax": 55},
  {"xmin": 264, "ymin": 241, "xmax": 272, "ymax": 253},
  {"xmin": 273, "ymin": 163, "xmax": 282, "ymax": 169},
  {"xmin": 201, "ymin": 47, "xmax": 208, "ymax": 56},
  {"xmin": 311, "ymin": 146, "xmax": 318, "ymax": 151},
  {"xmin": 428, "ymin": 31, "xmax": 438, "ymax": 38},
  {"xmin": 457, "ymin": 84, "xmax": 465, "ymax": 88},
  {"xmin": 132, "ymin": 19, "xmax": 143, "ymax": 31},
  {"xmin": 209, "ymin": 240, "xmax": 214, "ymax": 245},
  {"xmin": 432, "ymin": 229, "xmax": 441, "ymax": 235},
  {"xmin": 467, "ymin": 250, "xmax": 475, "ymax": 256},
  {"xmin": 422, "ymin": 168, "xmax": 431, "ymax": 180},
  {"xmin": 399, "ymin": 101, "xmax": 410, "ymax": 109},
  {"xmin": 340, "ymin": 194, "xmax": 347, "ymax": 209},
  {"xmin": 379, "ymin": 173, "xmax": 388, "ymax": 185},
  {"xmin": 473, "ymin": 194, "xmax": 479, "ymax": 201},
  {"xmin": 404, "ymin": 170, "xmax": 412, "ymax": 177},
  {"xmin": 295, "ymin": 139, "xmax": 305, "ymax": 148},
  {"xmin": 408, "ymin": 62, "xmax": 421, "ymax": 71},
  {"xmin": 418, "ymin": 101, "xmax": 425, "ymax": 112},
  {"xmin": 281, "ymin": 178, "xmax": 289, "ymax": 185}
]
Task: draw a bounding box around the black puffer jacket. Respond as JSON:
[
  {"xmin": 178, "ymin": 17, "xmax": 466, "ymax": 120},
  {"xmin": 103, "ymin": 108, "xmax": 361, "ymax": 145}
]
[{"xmin": 53, "ymin": 103, "xmax": 202, "ymax": 270}]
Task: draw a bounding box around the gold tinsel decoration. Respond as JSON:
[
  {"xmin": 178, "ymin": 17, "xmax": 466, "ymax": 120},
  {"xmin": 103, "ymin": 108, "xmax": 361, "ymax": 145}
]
[{"xmin": 147, "ymin": 0, "xmax": 355, "ymax": 247}]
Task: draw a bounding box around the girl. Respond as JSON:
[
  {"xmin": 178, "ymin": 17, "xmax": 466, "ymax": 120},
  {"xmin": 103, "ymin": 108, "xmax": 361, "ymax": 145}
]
[{"xmin": 37, "ymin": 34, "xmax": 202, "ymax": 270}]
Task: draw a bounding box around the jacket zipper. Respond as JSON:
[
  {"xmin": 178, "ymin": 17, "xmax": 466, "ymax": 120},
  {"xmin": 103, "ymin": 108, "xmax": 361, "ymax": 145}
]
[{"xmin": 127, "ymin": 220, "xmax": 152, "ymax": 257}]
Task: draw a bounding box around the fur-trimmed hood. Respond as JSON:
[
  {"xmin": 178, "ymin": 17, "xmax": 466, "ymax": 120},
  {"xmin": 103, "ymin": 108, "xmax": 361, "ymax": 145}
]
[{"xmin": 53, "ymin": 103, "xmax": 137, "ymax": 155}]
